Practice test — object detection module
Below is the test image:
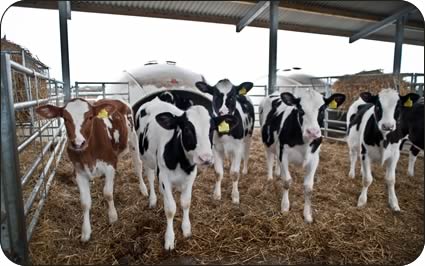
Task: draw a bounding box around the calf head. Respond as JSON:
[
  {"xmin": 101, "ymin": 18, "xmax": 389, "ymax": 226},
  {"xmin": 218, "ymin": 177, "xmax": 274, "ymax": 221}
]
[
  {"xmin": 360, "ymin": 89, "xmax": 420, "ymax": 135},
  {"xmin": 36, "ymin": 98, "xmax": 116, "ymax": 152},
  {"xmin": 280, "ymin": 90, "xmax": 345, "ymax": 141},
  {"xmin": 155, "ymin": 105, "xmax": 237, "ymax": 166},
  {"xmin": 158, "ymin": 91, "xmax": 194, "ymax": 111},
  {"xmin": 195, "ymin": 79, "xmax": 253, "ymax": 116}
]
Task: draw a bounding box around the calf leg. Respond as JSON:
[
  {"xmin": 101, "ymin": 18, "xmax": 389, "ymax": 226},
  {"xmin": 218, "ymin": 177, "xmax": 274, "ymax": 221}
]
[
  {"xmin": 180, "ymin": 171, "xmax": 196, "ymax": 238},
  {"xmin": 76, "ymin": 173, "xmax": 92, "ymax": 242},
  {"xmin": 213, "ymin": 148, "xmax": 224, "ymax": 200},
  {"xmin": 349, "ymin": 146, "xmax": 358, "ymax": 178},
  {"xmin": 303, "ymin": 154, "xmax": 319, "ymax": 223},
  {"xmin": 129, "ymin": 130, "xmax": 148, "ymax": 196},
  {"xmin": 230, "ymin": 150, "xmax": 243, "ymax": 204},
  {"xmin": 159, "ymin": 175, "xmax": 176, "ymax": 250},
  {"xmin": 242, "ymin": 137, "xmax": 251, "ymax": 175},
  {"xmin": 408, "ymin": 146, "xmax": 420, "ymax": 177},
  {"xmin": 145, "ymin": 167, "xmax": 157, "ymax": 208},
  {"xmin": 386, "ymin": 153, "xmax": 400, "ymax": 211},
  {"xmin": 358, "ymin": 154, "xmax": 373, "ymax": 207},
  {"xmin": 103, "ymin": 165, "xmax": 118, "ymax": 224},
  {"xmin": 280, "ymin": 152, "xmax": 292, "ymax": 212},
  {"xmin": 265, "ymin": 147, "xmax": 275, "ymax": 181}
]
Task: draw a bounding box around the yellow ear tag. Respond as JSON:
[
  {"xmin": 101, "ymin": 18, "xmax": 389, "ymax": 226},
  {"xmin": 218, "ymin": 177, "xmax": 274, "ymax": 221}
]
[
  {"xmin": 404, "ymin": 97, "xmax": 413, "ymax": 108},
  {"xmin": 239, "ymin": 87, "xmax": 247, "ymax": 96},
  {"xmin": 218, "ymin": 120, "xmax": 230, "ymax": 133},
  {"xmin": 328, "ymin": 99, "xmax": 338, "ymax": 109},
  {"xmin": 97, "ymin": 108, "xmax": 109, "ymax": 119}
]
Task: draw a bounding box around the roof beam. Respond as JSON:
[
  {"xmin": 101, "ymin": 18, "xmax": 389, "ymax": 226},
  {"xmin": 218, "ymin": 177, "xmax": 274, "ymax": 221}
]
[
  {"xmin": 349, "ymin": 6, "xmax": 415, "ymax": 43},
  {"xmin": 236, "ymin": 1, "xmax": 269, "ymax": 32}
]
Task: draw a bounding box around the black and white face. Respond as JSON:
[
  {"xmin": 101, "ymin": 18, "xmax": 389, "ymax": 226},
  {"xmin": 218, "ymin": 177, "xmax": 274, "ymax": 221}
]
[
  {"xmin": 155, "ymin": 106, "xmax": 214, "ymax": 166},
  {"xmin": 195, "ymin": 79, "xmax": 253, "ymax": 116},
  {"xmin": 360, "ymin": 89, "xmax": 420, "ymax": 134},
  {"xmin": 280, "ymin": 90, "xmax": 345, "ymax": 141}
]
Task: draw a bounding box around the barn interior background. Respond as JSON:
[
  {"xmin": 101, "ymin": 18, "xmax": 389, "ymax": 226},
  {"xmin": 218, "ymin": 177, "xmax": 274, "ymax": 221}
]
[{"xmin": 1, "ymin": 1, "xmax": 424, "ymax": 265}]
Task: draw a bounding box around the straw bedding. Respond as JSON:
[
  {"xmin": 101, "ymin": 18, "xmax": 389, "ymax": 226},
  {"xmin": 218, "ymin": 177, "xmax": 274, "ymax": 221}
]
[{"xmin": 27, "ymin": 129, "xmax": 423, "ymax": 265}]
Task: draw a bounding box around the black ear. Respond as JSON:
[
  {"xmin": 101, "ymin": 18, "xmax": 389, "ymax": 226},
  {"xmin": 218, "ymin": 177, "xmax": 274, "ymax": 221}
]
[
  {"xmin": 158, "ymin": 92, "xmax": 174, "ymax": 104},
  {"xmin": 400, "ymin": 93, "xmax": 421, "ymax": 108},
  {"xmin": 236, "ymin": 82, "xmax": 254, "ymax": 95},
  {"xmin": 359, "ymin": 92, "xmax": 377, "ymax": 103},
  {"xmin": 324, "ymin": 93, "xmax": 346, "ymax": 109},
  {"xmin": 280, "ymin": 92, "xmax": 300, "ymax": 106},
  {"xmin": 212, "ymin": 115, "xmax": 239, "ymax": 133},
  {"xmin": 155, "ymin": 112, "xmax": 177, "ymax": 130},
  {"xmin": 195, "ymin": 81, "xmax": 215, "ymax": 95}
]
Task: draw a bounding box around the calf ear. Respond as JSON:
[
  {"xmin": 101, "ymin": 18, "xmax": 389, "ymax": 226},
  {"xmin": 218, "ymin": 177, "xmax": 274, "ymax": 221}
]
[
  {"xmin": 211, "ymin": 115, "xmax": 239, "ymax": 133},
  {"xmin": 359, "ymin": 92, "xmax": 377, "ymax": 104},
  {"xmin": 324, "ymin": 93, "xmax": 346, "ymax": 109},
  {"xmin": 236, "ymin": 82, "xmax": 254, "ymax": 96},
  {"xmin": 195, "ymin": 81, "xmax": 215, "ymax": 95},
  {"xmin": 36, "ymin": 104, "xmax": 62, "ymax": 118},
  {"xmin": 280, "ymin": 92, "xmax": 300, "ymax": 106},
  {"xmin": 155, "ymin": 112, "xmax": 177, "ymax": 130},
  {"xmin": 400, "ymin": 93, "xmax": 420, "ymax": 108},
  {"xmin": 93, "ymin": 103, "xmax": 116, "ymax": 118}
]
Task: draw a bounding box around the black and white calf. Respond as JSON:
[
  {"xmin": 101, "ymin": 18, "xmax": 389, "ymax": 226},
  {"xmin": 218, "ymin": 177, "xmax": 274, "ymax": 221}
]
[
  {"xmin": 195, "ymin": 79, "xmax": 255, "ymax": 204},
  {"xmin": 134, "ymin": 98, "xmax": 235, "ymax": 250},
  {"xmin": 347, "ymin": 89, "xmax": 420, "ymax": 211},
  {"xmin": 399, "ymin": 97, "xmax": 423, "ymax": 176},
  {"xmin": 260, "ymin": 89, "xmax": 345, "ymax": 222}
]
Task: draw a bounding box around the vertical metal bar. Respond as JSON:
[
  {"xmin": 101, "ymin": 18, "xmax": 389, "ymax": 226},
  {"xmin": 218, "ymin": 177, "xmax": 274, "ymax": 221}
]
[
  {"xmin": 324, "ymin": 77, "xmax": 330, "ymax": 138},
  {"xmin": 102, "ymin": 83, "xmax": 106, "ymax": 99},
  {"xmin": 75, "ymin": 82, "xmax": 79, "ymax": 98},
  {"xmin": 1, "ymin": 53, "xmax": 29, "ymax": 265},
  {"xmin": 59, "ymin": 1, "xmax": 71, "ymax": 102},
  {"xmin": 393, "ymin": 15, "xmax": 406, "ymax": 90},
  {"xmin": 268, "ymin": 0, "xmax": 278, "ymax": 95},
  {"xmin": 127, "ymin": 82, "xmax": 130, "ymax": 103}
]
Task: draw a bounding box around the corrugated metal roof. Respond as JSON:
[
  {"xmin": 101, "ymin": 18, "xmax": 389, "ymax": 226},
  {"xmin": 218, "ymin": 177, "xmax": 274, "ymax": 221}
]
[{"xmin": 15, "ymin": 0, "xmax": 424, "ymax": 45}]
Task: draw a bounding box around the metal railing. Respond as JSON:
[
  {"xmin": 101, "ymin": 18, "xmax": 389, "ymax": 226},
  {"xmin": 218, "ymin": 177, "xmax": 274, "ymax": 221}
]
[
  {"xmin": 74, "ymin": 81, "xmax": 130, "ymax": 102},
  {"xmin": 1, "ymin": 53, "xmax": 66, "ymax": 264}
]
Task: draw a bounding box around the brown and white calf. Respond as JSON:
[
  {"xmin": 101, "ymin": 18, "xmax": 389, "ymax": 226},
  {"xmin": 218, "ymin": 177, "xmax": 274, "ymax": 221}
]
[{"xmin": 36, "ymin": 98, "xmax": 148, "ymax": 242}]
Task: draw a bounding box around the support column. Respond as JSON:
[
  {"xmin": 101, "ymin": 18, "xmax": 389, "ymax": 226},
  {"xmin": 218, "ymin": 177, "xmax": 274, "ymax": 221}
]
[
  {"xmin": 393, "ymin": 15, "xmax": 406, "ymax": 89},
  {"xmin": 59, "ymin": 1, "xmax": 71, "ymax": 102},
  {"xmin": 268, "ymin": 0, "xmax": 279, "ymax": 95}
]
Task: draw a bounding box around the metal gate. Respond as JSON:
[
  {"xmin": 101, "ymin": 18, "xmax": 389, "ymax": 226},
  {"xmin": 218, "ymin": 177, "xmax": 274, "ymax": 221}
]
[{"xmin": 1, "ymin": 53, "xmax": 66, "ymax": 264}]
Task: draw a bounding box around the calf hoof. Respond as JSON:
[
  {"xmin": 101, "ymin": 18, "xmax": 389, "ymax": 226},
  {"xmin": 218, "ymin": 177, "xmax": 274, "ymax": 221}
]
[
  {"xmin": 242, "ymin": 168, "xmax": 248, "ymax": 175},
  {"xmin": 109, "ymin": 209, "xmax": 118, "ymax": 224},
  {"xmin": 389, "ymin": 202, "xmax": 401, "ymax": 212},
  {"xmin": 408, "ymin": 170, "xmax": 414, "ymax": 177},
  {"xmin": 304, "ymin": 215, "xmax": 313, "ymax": 224},
  {"xmin": 267, "ymin": 176, "xmax": 273, "ymax": 181},
  {"xmin": 213, "ymin": 188, "xmax": 221, "ymax": 201},
  {"xmin": 149, "ymin": 201, "xmax": 157, "ymax": 209},
  {"xmin": 357, "ymin": 196, "xmax": 367, "ymax": 208},
  {"xmin": 232, "ymin": 197, "xmax": 240, "ymax": 205},
  {"xmin": 164, "ymin": 239, "xmax": 175, "ymax": 251},
  {"xmin": 349, "ymin": 171, "xmax": 355, "ymax": 179},
  {"xmin": 182, "ymin": 229, "xmax": 192, "ymax": 238},
  {"xmin": 81, "ymin": 232, "xmax": 91, "ymax": 242},
  {"xmin": 139, "ymin": 184, "xmax": 149, "ymax": 197}
]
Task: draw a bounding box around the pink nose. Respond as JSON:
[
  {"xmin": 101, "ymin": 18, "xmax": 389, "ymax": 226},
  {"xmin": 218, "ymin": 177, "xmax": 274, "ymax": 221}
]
[
  {"xmin": 70, "ymin": 140, "xmax": 86, "ymax": 150},
  {"xmin": 381, "ymin": 123, "xmax": 395, "ymax": 131},
  {"xmin": 199, "ymin": 154, "xmax": 213, "ymax": 165},
  {"xmin": 306, "ymin": 128, "xmax": 321, "ymax": 139}
]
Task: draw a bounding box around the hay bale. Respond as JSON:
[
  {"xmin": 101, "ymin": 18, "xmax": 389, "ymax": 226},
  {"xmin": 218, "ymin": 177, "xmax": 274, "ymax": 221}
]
[
  {"xmin": 332, "ymin": 70, "xmax": 411, "ymax": 111},
  {"xmin": 1, "ymin": 37, "xmax": 49, "ymax": 122}
]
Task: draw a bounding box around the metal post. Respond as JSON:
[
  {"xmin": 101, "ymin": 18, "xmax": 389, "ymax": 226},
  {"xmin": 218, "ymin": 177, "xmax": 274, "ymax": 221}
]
[
  {"xmin": 59, "ymin": 1, "xmax": 71, "ymax": 102},
  {"xmin": 102, "ymin": 83, "xmax": 106, "ymax": 99},
  {"xmin": 268, "ymin": 0, "xmax": 279, "ymax": 95},
  {"xmin": 393, "ymin": 15, "xmax": 406, "ymax": 89},
  {"xmin": 1, "ymin": 53, "xmax": 29, "ymax": 265}
]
